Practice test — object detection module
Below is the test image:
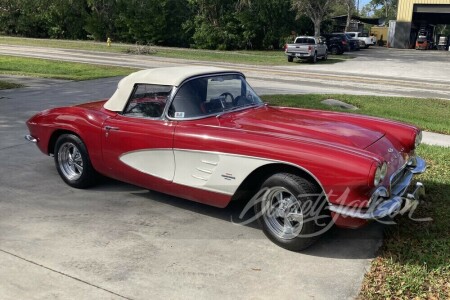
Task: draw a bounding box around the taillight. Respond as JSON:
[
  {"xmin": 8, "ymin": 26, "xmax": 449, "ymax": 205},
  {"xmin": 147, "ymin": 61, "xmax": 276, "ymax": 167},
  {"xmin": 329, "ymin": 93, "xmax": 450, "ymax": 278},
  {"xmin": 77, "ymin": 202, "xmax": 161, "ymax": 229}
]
[
  {"xmin": 342, "ymin": 41, "xmax": 347, "ymax": 45},
  {"xmin": 308, "ymin": 45, "xmax": 312, "ymax": 51},
  {"xmin": 284, "ymin": 44, "xmax": 287, "ymax": 52}
]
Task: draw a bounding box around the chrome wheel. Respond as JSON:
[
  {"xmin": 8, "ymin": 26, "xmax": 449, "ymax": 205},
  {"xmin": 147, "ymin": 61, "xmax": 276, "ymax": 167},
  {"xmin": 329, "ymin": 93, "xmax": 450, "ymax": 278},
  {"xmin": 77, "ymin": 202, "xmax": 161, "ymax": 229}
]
[
  {"xmin": 261, "ymin": 187, "xmax": 304, "ymax": 240},
  {"xmin": 58, "ymin": 142, "xmax": 84, "ymax": 181}
]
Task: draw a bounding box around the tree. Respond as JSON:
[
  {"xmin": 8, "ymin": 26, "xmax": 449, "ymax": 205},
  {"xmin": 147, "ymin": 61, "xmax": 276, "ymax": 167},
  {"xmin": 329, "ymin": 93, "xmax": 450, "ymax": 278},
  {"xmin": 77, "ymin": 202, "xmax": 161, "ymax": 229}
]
[
  {"xmin": 291, "ymin": 0, "xmax": 337, "ymax": 37},
  {"xmin": 46, "ymin": 0, "xmax": 88, "ymax": 39},
  {"xmin": 85, "ymin": 0, "xmax": 117, "ymax": 40},
  {"xmin": 237, "ymin": 0, "xmax": 305, "ymax": 49},
  {"xmin": 185, "ymin": 0, "xmax": 243, "ymax": 50},
  {"xmin": 360, "ymin": 0, "xmax": 398, "ymax": 20},
  {"xmin": 0, "ymin": 0, "xmax": 50, "ymax": 37},
  {"xmin": 342, "ymin": 0, "xmax": 355, "ymax": 32}
]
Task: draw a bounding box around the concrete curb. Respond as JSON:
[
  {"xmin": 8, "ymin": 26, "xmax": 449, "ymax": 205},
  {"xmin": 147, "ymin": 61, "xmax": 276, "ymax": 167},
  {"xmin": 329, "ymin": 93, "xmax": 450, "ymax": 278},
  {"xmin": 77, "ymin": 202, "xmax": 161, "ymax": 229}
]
[{"xmin": 423, "ymin": 131, "xmax": 450, "ymax": 147}]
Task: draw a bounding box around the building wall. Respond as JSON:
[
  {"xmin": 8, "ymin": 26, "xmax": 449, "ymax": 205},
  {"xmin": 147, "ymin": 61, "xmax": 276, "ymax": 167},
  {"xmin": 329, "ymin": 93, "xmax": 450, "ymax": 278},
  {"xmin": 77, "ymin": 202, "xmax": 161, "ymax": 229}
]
[
  {"xmin": 397, "ymin": 0, "xmax": 450, "ymax": 22},
  {"xmin": 395, "ymin": 0, "xmax": 450, "ymax": 48}
]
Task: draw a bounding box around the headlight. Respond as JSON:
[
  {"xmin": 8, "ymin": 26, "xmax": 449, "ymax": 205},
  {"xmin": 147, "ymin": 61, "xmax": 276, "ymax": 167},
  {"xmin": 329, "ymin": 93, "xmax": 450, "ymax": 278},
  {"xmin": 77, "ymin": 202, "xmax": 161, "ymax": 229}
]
[
  {"xmin": 415, "ymin": 131, "xmax": 422, "ymax": 148},
  {"xmin": 380, "ymin": 162, "xmax": 387, "ymax": 179},
  {"xmin": 374, "ymin": 162, "xmax": 388, "ymax": 186}
]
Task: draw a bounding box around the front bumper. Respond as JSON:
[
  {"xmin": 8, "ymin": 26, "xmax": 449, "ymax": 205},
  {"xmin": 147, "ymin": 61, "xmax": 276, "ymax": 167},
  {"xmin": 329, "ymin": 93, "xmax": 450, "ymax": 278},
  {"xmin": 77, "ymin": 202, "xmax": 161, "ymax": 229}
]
[{"xmin": 328, "ymin": 156, "xmax": 426, "ymax": 220}]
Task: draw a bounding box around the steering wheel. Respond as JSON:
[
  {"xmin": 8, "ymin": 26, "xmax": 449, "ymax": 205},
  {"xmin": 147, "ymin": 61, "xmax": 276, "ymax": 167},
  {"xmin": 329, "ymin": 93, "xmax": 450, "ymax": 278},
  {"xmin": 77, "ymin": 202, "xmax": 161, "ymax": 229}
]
[{"xmin": 220, "ymin": 92, "xmax": 235, "ymax": 107}]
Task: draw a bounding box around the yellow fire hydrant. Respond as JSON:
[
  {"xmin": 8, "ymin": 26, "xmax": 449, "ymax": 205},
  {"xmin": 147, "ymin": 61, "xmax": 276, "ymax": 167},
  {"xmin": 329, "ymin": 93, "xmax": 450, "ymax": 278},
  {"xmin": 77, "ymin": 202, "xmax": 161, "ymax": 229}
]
[{"xmin": 107, "ymin": 37, "xmax": 111, "ymax": 47}]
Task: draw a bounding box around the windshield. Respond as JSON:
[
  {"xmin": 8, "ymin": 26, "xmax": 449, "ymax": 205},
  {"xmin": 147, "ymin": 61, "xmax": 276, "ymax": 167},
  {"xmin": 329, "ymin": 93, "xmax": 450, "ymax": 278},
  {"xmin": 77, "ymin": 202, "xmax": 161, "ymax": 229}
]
[
  {"xmin": 294, "ymin": 38, "xmax": 315, "ymax": 44},
  {"xmin": 168, "ymin": 74, "xmax": 263, "ymax": 119}
]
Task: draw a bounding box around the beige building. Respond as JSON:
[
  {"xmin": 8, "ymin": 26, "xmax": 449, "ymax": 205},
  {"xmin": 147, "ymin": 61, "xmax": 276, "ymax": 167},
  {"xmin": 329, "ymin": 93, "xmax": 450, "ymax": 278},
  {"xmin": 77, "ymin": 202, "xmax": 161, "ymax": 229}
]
[{"xmin": 392, "ymin": 0, "xmax": 450, "ymax": 48}]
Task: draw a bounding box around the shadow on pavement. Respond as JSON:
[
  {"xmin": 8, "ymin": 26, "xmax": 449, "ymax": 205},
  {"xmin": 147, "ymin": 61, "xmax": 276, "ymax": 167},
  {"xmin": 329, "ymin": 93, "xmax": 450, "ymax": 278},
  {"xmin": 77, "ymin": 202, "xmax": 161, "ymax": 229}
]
[{"xmin": 92, "ymin": 177, "xmax": 384, "ymax": 260}]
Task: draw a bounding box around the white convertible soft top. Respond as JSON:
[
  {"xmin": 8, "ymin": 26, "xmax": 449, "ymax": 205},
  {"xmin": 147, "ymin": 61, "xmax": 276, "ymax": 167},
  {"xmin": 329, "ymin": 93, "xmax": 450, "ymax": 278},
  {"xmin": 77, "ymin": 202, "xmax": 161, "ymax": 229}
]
[{"xmin": 104, "ymin": 66, "xmax": 236, "ymax": 112}]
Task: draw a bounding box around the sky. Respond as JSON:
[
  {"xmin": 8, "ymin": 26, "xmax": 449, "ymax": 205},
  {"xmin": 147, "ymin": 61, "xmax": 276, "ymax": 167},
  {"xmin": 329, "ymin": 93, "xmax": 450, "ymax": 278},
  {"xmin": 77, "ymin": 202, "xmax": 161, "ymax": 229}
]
[{"xmin": 357, "ymin": 0, "xmax": 371, "ymax": 11}]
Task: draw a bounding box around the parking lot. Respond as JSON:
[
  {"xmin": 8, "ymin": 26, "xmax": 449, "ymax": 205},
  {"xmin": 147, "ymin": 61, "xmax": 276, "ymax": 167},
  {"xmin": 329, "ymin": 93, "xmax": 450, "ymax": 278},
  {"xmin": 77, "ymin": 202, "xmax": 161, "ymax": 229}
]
[{"xmin": 350, "ymin": 45, "xmax": 450, "ymax": 62}]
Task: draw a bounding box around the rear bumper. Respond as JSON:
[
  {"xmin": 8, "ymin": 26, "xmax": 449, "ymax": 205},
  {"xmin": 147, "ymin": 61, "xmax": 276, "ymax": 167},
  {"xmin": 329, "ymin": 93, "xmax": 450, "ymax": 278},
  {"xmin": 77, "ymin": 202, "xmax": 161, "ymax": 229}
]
[
  {"xmin": 25, "ymin": 135, "xmax": 38, "ymax": 143},
  {"xmin": 286, "ymin": 52, "xmax": 312, "ymax": 58},
  {"xmin": 329, "ymin": 156, "xmax": 426, "ymax": 220}
]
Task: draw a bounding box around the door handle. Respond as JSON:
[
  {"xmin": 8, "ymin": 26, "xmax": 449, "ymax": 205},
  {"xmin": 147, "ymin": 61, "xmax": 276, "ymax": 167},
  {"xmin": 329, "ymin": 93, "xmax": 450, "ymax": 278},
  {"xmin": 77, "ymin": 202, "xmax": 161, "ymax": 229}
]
[
  {"xmin": 104, "ymin": 126, "xmax": 119, "ymax": 138},
  {"xmin": 105, "ymin": 126, "xmax": 120, "ymax": 131}
]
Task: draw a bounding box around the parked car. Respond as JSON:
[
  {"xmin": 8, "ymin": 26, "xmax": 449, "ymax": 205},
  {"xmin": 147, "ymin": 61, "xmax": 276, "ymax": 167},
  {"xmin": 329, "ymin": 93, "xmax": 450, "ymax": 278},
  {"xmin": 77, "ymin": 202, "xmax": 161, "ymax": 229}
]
[
  {"xmin": 284, "ymin": 36, "xmax": 328, "ymax": 63},
  {"xmin": 344, "ymin": 34, "xmax": 361, "ymax": 51},
  {"xmin": 25, "ymin": 67, "xmax": 427, "ymax": 251},
  {"xmin": 322, "ymin": 33, "xmax": 351, "ymax": 52},
  {"xmin": 321, "ymin": 36, "xmax": 344, "ymax": 55},
  {"xmin": 357, "ymin": 39, "xmax": 366, "ymax": 49},
  {"xmin": 346, "ymin": 32, "xmax": 376, "ymax": 48}
]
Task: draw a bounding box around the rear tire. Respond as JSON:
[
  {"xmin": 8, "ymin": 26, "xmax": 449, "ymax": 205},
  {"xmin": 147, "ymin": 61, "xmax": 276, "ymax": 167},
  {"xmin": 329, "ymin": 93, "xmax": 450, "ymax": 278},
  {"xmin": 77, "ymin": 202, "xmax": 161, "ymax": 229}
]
[
  {"xmin": 310, "ymin": 52, "xmax": 317, "ymax": 63},
  {"xmin": 54, "ymin": 134, "xmax": 98, "ymax": 189},
  {"xmin": 254, "ymin": 173, "xmax": 329, "ymax": 251},
  {"xmin": 287, "ymin": 56, "xmax": 294, "ymax": 62}
]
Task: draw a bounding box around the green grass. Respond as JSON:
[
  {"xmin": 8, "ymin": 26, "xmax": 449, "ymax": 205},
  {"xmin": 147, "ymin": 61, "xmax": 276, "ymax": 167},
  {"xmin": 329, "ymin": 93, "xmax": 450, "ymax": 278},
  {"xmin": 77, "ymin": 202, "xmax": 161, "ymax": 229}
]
[
  {"xmin": 0, "ymin": 35, "xmax": 353, "ymax": 65},
  {"xmin": 261, "ymin": 94, "xmax": 450, "ymax": 135},
  {"xmin": 149, "ymin": 47, "xmax": 352, "ymax": 65},
  {"xmin": 0, "ymin": 80, "xmax": 23, "ymax": 89},
  {"xmin": 0, "ymin": 55, "xmax": 137, "ymax": 80},
  {"xmin": 0, "ymin": 35, "xmax": 126, "ymax": 53},
  {"xmin": 360, "ymin": 145, "xmax": 450, "ymax": 299}
]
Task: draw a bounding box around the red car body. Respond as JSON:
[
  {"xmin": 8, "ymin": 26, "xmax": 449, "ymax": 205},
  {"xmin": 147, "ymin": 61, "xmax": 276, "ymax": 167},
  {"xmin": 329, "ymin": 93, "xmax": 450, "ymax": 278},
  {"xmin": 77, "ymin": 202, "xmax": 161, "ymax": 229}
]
[{"xmin": 25, "ymin": 67, "xmax": 426, "ymax": 249}]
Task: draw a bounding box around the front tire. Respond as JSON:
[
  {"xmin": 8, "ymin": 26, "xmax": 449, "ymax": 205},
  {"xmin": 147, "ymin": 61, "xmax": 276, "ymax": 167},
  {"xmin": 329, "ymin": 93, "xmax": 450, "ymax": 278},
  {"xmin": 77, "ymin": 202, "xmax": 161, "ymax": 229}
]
[
  {"xmin": 254, "ymin": 173, "xmax": 329, "ymax": 251},
  {"xmin": 322, "ymin": 51, "xmax": 328, "ymax": 61},
  {"xmin": 54, "ymin": 134, "xmax": 98, "ymax": 189}
]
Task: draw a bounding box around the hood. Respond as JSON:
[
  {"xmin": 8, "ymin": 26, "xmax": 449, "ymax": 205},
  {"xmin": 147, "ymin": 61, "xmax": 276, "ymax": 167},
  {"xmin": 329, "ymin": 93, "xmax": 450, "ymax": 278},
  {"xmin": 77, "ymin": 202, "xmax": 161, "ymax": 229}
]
[
  {"xmin": 219, "ymin": 106, "xmax": 385, "ymax": 149},
  {"xmin": 365, "ymin": 135, "xmax": 409, "ymax": 180}
]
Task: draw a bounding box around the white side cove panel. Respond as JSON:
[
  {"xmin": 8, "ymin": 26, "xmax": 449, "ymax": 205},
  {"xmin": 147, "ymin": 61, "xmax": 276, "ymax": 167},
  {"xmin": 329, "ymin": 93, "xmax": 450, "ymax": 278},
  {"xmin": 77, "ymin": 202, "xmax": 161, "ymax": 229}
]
[
  {"xmin": 173, "ymin": 150, "xmax": 271, "ymax": 195},
  {"xmin": 119, "ymin": 150, "xmax": 175, "ymax": 181},
  {"xmin": 119, "ymin": 149, "xmax": 277, "ymax": 196}
]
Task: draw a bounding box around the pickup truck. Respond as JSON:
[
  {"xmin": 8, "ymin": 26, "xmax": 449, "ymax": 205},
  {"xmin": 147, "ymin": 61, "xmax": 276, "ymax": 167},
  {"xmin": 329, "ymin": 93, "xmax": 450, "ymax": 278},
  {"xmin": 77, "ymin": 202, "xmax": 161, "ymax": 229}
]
[
  {"xmin": 345, "ymin": 32, "xmax": 376, "ymax": 48},
  {"xmin": 285, "ymin": 36, "xmax": 328, "ymax": 63}
]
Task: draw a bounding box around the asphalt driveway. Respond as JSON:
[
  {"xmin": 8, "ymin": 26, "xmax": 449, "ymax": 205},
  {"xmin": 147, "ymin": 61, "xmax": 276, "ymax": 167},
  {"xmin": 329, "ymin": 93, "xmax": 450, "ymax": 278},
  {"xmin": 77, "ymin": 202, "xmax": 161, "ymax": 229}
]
[{"xmin": 0, "ymin": 79, "xmax": 383, "ymax": 300}]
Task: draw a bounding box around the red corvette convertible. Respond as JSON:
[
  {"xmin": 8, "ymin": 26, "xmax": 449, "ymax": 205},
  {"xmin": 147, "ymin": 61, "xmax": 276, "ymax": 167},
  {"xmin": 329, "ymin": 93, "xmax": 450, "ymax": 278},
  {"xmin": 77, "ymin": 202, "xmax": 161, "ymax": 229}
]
[{"xmin": 25, "ymin": 67, "xmax": 426, "ymax": 251}]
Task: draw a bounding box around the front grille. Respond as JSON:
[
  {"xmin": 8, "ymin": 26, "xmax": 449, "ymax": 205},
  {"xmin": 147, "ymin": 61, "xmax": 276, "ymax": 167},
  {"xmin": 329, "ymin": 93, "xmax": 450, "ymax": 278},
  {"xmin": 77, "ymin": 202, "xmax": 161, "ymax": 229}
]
[
  {"xmin": 391, "ymin": 167, "xmax": 407, "ymax": 187},
  {"xmin": 390, "ymin": 166, "xmax": 413, "ymax": 196}
]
